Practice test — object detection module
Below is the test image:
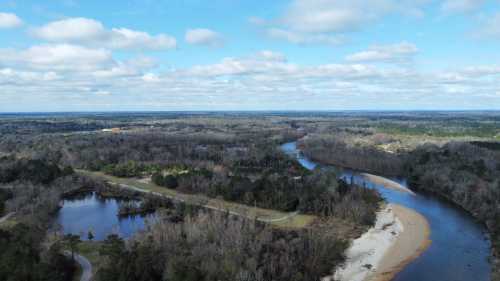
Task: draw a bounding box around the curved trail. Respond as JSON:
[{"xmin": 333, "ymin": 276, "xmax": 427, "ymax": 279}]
[
  {"xmin": 110, "ymin": 182, "xmax": 301, "ymax": 224},
  {"xmin": 64, "ymin": 251, "xmax": 92, "ymax": 281},
  {"xmin": 0, "ymin": 212, "xmax": 15, "ymax": 224}
]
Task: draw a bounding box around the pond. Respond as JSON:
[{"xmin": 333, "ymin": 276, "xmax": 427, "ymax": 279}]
[{"xmin": 55, "ymin": 192, "xmax": 157, "ymax": 241}]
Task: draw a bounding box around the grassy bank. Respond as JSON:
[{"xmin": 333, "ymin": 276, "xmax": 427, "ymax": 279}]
[{"xmin": 77, "ymin": 170, "xmax": 316, "ymax": 229}]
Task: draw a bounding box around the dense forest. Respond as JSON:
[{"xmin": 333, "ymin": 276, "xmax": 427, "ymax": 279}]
[
  {"xmin": 0, "ymin": 114, "xmax": 383, "ymax": 281},
  {"xmin": 96, "ymin": 212, "xmax": 347, "ymax": 281},
  {"xmin": 1, "ymin": 112, "xmax": 499, "ymax": 280},
  {"xmin": 0, "ymin": 156, "xmax": 101, "ymax": 281},
  {"xmin": 406, "ymin": 142, "xmax": 500, "ymax": 280}
]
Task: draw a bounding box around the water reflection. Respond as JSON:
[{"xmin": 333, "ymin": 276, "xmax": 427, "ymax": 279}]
[
  {"xmin": 56, "ymin": 192, "xmax": 157, "ymax": 241},
  {"xmin": 281, "ymin": 141, "xmax": 491, "ymax": 281}
]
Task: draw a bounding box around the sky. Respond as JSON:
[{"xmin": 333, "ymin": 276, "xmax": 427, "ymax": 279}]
[{"xmin": 0, "ymin": 0, "xmax": 500, "ymax": 112}]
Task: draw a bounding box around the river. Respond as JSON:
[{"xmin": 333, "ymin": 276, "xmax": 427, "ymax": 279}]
[{"xmin": 281, "ymin": 141, "xmax": 491, "ymax": 281}]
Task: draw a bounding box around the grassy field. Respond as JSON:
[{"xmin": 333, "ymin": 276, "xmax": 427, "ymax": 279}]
[
  {"xmin": 0, "ymin": 219, "xmax": 17, "ymax": 229},
  {"xmin": 76, "ymin": 241, "xmax": 102, "ymax": 275},
  {"xmin": 0, "ymin": 213, "xmax": 17, "ymax": 230},
  {"xmin": 77, "ymin": 170, "xmax": 316, "ymax": 229}
]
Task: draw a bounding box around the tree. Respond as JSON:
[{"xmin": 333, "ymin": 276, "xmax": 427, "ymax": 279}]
[
  {"xmin": 99, "ymin": 234, "xmax": 125, "ymax": 260},
  {"xmin": 63, "ymin": 234, "xmax": 81, "ymax": 261},
  {"xmin": 87, "ymin": 231, "xmax": 94, "ymax": 241},
  {"xmin": 164, "ymin": 175, "xmax": 179, "ymax": 189}
]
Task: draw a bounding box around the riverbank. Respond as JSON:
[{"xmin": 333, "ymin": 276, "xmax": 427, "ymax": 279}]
[
  {"xmin": 360, "ymin": 173, "xmax": 416, "ymax": 195},
  {"xmin": 329, "ymin": 204, "xmax": 430, "ymax": 281}
]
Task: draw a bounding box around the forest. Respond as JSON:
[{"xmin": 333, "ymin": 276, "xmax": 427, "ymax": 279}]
[
  {"xmin": 1, "ymin": 111, "xmax": 499, "ymax": 280},
  {"xmin": 0, "ymin": 113, "xmax": 382, "ymax": 281}
]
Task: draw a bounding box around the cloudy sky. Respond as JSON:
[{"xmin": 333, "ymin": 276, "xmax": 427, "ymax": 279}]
[{"xmin": 1, "ymin": 0, "xmax": 500, "ymax": 112}]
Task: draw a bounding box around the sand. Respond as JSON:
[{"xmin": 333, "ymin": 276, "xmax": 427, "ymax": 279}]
[
  {"xmin": 370, "ymin": 205, "xmax": 431, "ymax": 281},
  {"xmin": 360, "ymin": 173, "xmax": 416, "ymax": 195},
  {"xmin": 326, "ymin": 204, "xmax": 431, "ymax": 281}
]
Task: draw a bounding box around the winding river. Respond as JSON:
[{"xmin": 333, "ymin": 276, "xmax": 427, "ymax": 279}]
[{"xmin": 281, "ymin": 141, "xmax": 492, "ymax": 281}]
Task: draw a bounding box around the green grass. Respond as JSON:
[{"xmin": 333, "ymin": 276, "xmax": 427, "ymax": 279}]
[
  {"xmin": 0, "ymin": 219, "xmax": 18, "ymax": 229},
  {"xmin": 77, "ymin": 170, "xmax": 315, "ymax": 229},
  {"xmin": 77, "ymin": 241, "xmax": 102, "ymax": 274},
  {"xmin": 63, "ymin": 241, "xmax": 102, "ymax": 278},
  {"xmin": 0, "ymin": 213, "xmax": 18, "ymax": 230}
]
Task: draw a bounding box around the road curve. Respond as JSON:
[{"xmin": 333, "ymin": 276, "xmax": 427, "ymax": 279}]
[{"xmin": 64, "ymin": 251, "xmax": 92, "ymax": 281}]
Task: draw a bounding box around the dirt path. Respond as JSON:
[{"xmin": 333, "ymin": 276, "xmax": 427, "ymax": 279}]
[
  {"xmin": 0, "ymin": 212, "xmax": 15, "ymax": 224},
  {"xmin": 64, "ymin": 251, "xmax": 92, "ymax": 281},
  {"xmin": 113, "ymin": 182, "xmax": 301, "ymax": 224}
]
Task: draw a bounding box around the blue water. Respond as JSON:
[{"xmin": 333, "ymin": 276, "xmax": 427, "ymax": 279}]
[
  {"xmin": 56, "ymin": 192, "xmax": 157, "ymax": 241},
  {"xmin": 282, "ymin": 141, "xmax": 491, "ymax": 281}
]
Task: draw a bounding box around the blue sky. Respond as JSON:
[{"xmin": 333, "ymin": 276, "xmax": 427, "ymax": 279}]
[{"xmin": 0, "ymin": 0, "xmax": 500, "ymax": 112}]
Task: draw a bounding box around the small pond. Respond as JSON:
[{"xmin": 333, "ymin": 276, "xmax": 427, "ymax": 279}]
[{"xmin": 55, "ymin": 192, "xmax": 157, "ymax": 241}]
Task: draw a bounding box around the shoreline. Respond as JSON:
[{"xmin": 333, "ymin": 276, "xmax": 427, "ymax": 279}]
[
  {"xmin": 370, "ymin": 204, "xmax": 431, "ymax": 281},
  {"xmin": 328, "ymin": 204, "xmax": 431, "ymax": 281},
  {"xmin": 360, "ymin": 173, "xmax": 416, "ymax": 195}
]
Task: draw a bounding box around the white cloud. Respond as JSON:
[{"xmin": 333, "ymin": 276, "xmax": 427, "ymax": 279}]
[
  {"xmin": 346, "ymin": 42, "xmax": 418, "ymax": 63},
  {"xmin": 109, "ymin": 28, "xmax": 176, "ymax": 50},
  {"xmin": 1, "ymin": 49, "xmax": 499, "ymax": 111},
  {"xmin": 0, "ymin": 68, "xmax": 59, "ymax": 83},
  {"xmin": 0, "ymin": 12, "xmax": 22, "ymax": 28},
  {"xmin": 32, "ymin": 17, "xmax": 104, "ymax": 41},
  {"xmin": 185, "ymin": 28, "xmax": 223, "ymax": 47},
  {"xmin": 281, "ymin": 0, "xmax": 434, "ymax": 33},
  {"xmin": 256, "ymin": 50, "xmax": 287, "ymax": 62},
  {"xmin": 142, "ymin": 73, "xmax": 160, "ymax": 82},
  {"xmin": 441, "ymin": 0, "xmax": 485, "ymax": 14},
  {"xmin": 281, "ymin": 0, "xmax": 385, "ymax": 33},
  {"xmin": 0, "ymin": 44, "xmax": 113, "ymax": 71},
  {"xmin": 31, "ymin": 17, "xmax": 177, "ymax": 50},
  {"xmin": 266, "ymin": 28, "xmax": 345, "ymax": 45},
  {"xmin": 258, "ymin": 0, "xmax": 432, "ymax": 45}
]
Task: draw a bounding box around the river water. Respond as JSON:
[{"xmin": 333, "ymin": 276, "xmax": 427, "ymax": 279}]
[
  {"xmin": 55, "ymin": 192, "xmax": 157, "ymax": 241},
  {"xmin": 281, "ymin": 141, "xmax": 491, "ymax": 281}
]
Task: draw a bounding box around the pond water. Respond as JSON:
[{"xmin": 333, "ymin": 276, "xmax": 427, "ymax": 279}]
[
  {"xmin": 55, "ymin": 192, "xmax": 157, "ymax": 241},
  {"xmin": 281, "ymin": 141, "xmax": 492, "ymax": 281}
]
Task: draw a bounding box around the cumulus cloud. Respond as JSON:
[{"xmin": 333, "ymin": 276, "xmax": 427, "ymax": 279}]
[
  {"xmin": 441, "ymin": 0, "xmax": 485, "ymax": 14},
  {"xmin": 0, "ymin": 68, "xmax": 59, "ymax": 83},
  {"xmin": 31, "ymin": 17, "xmax": 177, "ymax": 50},
  {"xmin": 257, "ymin": 0, "xmax": 432, "ymax": 45},
  {"xmin": 0, "ymin": 44, "xmax": 113, "ymax": 71},
  {"xmin": 281, "ymin": 0, "xmax": 387, "ymax": 33},
  {"xmin": 0, "ymin": 48, "xmax": 499, "ymax": 111},
  {"xmin": 185, "ymin": 28, "xmax": 223, "ymax": 47},
  {"xmin": 0, "ymin": 12, "xmax": 22, "ymax": 28},
  {"xmin": 346, "ymin": 42, "xmax": 418, "ymax": 63}
]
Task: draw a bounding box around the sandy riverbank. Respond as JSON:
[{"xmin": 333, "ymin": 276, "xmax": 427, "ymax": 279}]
[
  {"xmin": 360, "ymin": 173, "xmax": 416, "ymax": 195},
  {"xmin": 326, "ymin": 204, "xmax": 430, "ymax": 281}
]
